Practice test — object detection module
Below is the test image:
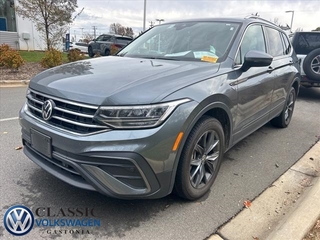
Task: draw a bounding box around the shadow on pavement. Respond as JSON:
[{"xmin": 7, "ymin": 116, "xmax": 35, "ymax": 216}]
[
  {"xmin": 14, "ymin": 168, "xmax": 186, "ymax": 238},
  {"xmin": 297, "ymin": 87, "xmax": 320, "ymax": 102}
]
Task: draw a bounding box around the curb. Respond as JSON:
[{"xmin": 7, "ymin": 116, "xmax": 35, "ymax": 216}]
[
  {"xmin": 0, "ymin": 80, "xmax": 30, "ymax": 87},
  {"xmin": 266, "ymin": 174, "xmax": 320, "ymax": 240},
  {"xmin": 209, "ymin": 141, "xmax": 320, "ymax": 240}
]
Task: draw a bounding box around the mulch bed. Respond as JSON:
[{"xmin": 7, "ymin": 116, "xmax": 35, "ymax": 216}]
[
  {"xmin": 0, "ymin": 62, "xmax": 45, "ymax": 81},
  {"xmin": 303, "ymin": 219, "xmax": 320, "ymax": 240}
]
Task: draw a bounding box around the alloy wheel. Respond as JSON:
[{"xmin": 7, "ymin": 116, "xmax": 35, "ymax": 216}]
[
  {"xmin": 189, "ymin": 130, "xmax": 220, "ymax": 189},
  {"xmin": 285, "ymin": 91, "xmax": 294, "ymax": 123},
  {"xmin": 311, "ymin": 55, "xmax": 320, "ymax": 75}
]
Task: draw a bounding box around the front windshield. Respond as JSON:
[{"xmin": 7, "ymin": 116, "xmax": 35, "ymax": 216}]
[{"xmin": 118, "ymin": 21, "xmax": 240, "ymax": 63}]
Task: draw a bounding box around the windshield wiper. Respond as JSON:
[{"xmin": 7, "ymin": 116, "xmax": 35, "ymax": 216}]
[{"xmin": 144, "ymin": 56, "xmax": 181, "ymax": 61}]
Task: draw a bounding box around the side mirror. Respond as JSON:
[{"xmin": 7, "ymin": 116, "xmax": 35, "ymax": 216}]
[
  {"xmin": 93, "ymin": 38, "xmax": 96, "ymax": 42},
  {"xmin": 241, "ymin": 50, "xmax": 273, "ymax": 72}
]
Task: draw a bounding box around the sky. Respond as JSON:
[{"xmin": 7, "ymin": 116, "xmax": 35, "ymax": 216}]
[{"xmin": 70, "ymin": 0, "xmax": 320, "ymax": 39}]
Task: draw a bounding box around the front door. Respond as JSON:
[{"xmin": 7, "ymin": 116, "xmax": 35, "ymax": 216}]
[{"xmin": 232, "ymin": 24, "xmax": 274, "ymax": 142}]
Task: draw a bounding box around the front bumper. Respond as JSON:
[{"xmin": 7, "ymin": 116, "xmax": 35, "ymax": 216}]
[{"xmin": 20, "ymin": 101, "xmax": 197, "ymax": 199}]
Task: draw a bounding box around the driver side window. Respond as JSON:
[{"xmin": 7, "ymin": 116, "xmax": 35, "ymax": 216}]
[
  {"xmin": 235, "ymin": 25, "xmax": 266, "ymax": 65},
  {"xmin": 102, "ymin": 35, "xmax": 112, "ymax": 41}
]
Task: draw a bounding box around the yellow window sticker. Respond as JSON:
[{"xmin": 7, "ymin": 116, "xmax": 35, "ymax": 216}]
[{"xmin": 201, "ymin": 56, "xmax": 218, "ymax": 63}]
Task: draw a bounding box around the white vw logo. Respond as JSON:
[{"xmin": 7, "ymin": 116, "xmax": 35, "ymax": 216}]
[
  {"xmin": 42, "ymin": 99, "xmax": 55, "ymax": 120},
  {"xmin": 4, "ymin": 205, "xmax": 34, "ymax": 236}
]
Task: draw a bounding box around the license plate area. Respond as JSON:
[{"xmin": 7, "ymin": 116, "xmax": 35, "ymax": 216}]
[{"xmin": 30, "ymin": 129, "xmax": 52, "ymax": 158}]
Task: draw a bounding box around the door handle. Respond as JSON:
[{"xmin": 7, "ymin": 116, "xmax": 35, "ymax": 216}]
[{"xmin": 267, "ymin": 66, "xmax": 273, "ymax": 73}]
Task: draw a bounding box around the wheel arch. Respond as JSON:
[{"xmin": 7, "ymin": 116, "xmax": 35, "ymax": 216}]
[
  {"xmin": 168, "ymin": 98, "xmax": 234, "ymax": 193},
  {"xmin": 291, "ymin": 74, "xmax": 301, "ymax": 96}
]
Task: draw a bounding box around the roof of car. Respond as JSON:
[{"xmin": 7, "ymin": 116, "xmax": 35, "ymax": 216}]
[
  {"xmin": 101, "ymin": 33, "xmax": 132, "ymax": 39},
  {"xmin": 161, "ymin": 16, "xmax": 282, "ymax": 30}
]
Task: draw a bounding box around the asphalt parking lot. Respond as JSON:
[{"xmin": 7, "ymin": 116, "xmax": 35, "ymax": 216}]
[{"xmin": 0, "ymin": 86, "xmax": 319, "ymax": 240}]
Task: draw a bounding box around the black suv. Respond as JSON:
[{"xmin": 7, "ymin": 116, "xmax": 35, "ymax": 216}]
[
  {"xmin": 88, "ymin": 34, "xmax": 132, "ymax": 57},
  {"xmin": 20, "ymin": 17, "xmax": 300, "ymax": 200},
  {"xmin": 291, "ymin": 31, "xmax": 320, "ymax": 87}
]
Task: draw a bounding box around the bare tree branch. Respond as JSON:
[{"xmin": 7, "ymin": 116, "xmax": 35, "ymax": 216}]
[{"xmin": 109, "ymin": 23, "xmax": 134, "ymax": 37}]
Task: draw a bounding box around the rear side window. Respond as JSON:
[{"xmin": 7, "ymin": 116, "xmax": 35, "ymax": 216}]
[
  {"xmin": 293, "ymin": 33, "xmax": 320, "ymax": 55},
  {"xmin": 235, "ymin": 25, "xmax": 266, "ymax": 65},
  {"xmin": 116, "ymin": 37, "xmax": 132, "ymax": 44},
  {"xmin": 281, "ymin": 33, "xmax": 291, "ymax": 55},
  {"xmin": 265, "ymin": 27, "xmax": 284, "ymax": 57}
]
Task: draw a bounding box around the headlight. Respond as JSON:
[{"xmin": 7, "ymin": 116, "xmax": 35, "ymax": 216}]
[{"xmin": 95, "ymin": 99, "xmax": 190, "ymax": 129}]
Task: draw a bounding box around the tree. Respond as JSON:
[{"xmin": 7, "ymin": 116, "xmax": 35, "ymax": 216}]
[
  {"xmin": 313, "ymin": 27, "xmax": 320, "ymax": 31},
  {"xmin": 295, "ymin": 27, "xmax": 303, "ymax": 32},
  {"xmin": 83, "ymin": 32, "xmax": 94, "ymax": 43},
  {"xmin": 109, "ymin": 23, "xmax": 134, "ymax": 37},
  {"xmin": 16, "ymin": 0, "xmax": 78, "ymax": 50},
  {"xmin": 273, "ymin": 17, "xmax": 280, "ymax": 26},
  {"xmin": 124, "ymin": 27, "xmax": 134, "ymax": 38}
]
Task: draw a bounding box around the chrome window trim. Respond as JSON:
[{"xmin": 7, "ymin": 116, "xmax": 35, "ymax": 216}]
[{"xmin": 233, "ymin": 23, "xmax": 267, "ymax": 67}]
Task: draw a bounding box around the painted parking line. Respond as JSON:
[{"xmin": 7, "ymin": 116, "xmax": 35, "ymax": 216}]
[{"xmin": 0, "ymin": 117, "xmax": 19, "ymax": 122}]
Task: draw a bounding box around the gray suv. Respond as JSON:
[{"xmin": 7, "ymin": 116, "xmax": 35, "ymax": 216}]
[
  {"xmin": 20, "ymin": 17, "xmax": 300, "ymax": 200},
  {"xmin": 88, "ymin": 34, "xmax": 132, "ymax": 57}
]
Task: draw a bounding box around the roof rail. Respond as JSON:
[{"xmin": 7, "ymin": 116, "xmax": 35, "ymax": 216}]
[{"xmin": 245, "ymin": 15, "xmax": 279, "ymax": 28}]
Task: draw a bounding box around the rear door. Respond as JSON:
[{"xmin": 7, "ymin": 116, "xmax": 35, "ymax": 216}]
[
  {"xmin": 99, "ymin": 35, "xmax": 112, "ymax": 55},
  {"xmin": 91, "ymin": 35, "xmax": 104, "ymax": 54},
  {"xmin": 264, "ymin": 27, "xmax": 296, "ymax": 118}
]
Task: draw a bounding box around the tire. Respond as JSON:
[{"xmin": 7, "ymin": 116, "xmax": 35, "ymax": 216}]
[
  {"xmin": 271, "ymin": 87, "xmax": 296, "ymax": 128},
  {"xmin": 303, "ymin": 48, "xmax": 320, "ymax": 81},
  {"xmin": 174, "ymin": 116, "xmax": 225, "ymax": 200},
  {"xmin": 88, "ymin": 46, "xmax": 94, "ymax": 58},
  {"xmin": 104, "ymin": 49, "xmax": 110, "ymax": 56}
]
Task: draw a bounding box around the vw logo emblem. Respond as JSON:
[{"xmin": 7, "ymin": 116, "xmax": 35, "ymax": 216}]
[
  {"xmin": 4, "ymin": 205, "xmax": 34, "ymax": 236},
  {"xmin": 42, "ymin": 99, "xmax": 55, "ymax": 121}
]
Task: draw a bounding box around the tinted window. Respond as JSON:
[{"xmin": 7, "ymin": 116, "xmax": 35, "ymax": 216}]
[
  {"xmin": 293, "ymin": 33, "xmax": 320, "ymax": 54},
  {"xmin": 116, "ymin": 37, "xmax": 132, "ymax": 44},
  {"xmin": 281, "ymin": 33, "xmax": 291, "ymax": 55},
  {"xmin": 265, "ymin": 27, "xmax": 284, "ymax": 57},
  {"xmin": 236, "ymin": 25, "xmax": 266, "ymax": 64},
  {"xmin": 96, "ymin": 35, "xmax": 104, "ymax": 41},
  {"xmin": 102, "ymin": 35, "xmax": 112, "ymax": 41}
]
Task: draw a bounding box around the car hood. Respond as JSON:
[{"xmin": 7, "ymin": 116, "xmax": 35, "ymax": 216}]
[{"xmin": 29, "ymin": 56, "xmax": 220, "ymax": 105}]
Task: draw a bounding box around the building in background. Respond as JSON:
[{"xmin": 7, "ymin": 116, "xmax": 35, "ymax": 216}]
[{"xmin": 0, "ymin": 0, "xmax": 45, "ymax": 50}]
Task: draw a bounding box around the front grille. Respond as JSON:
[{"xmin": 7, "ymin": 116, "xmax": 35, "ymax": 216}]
[{"xmin": 26, "ymin": 89, "xmax": 109, "ymax": 134}]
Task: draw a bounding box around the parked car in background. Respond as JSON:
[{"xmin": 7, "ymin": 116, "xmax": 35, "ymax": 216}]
[
  {"xmin": 72, "ymin": 38, "xmax": 89, "ymax": 53},
  {"xmin": 20, "ymin": 17, "xmax": 300, "ymax": 201},
  {"xmin": 88, "ymin": 34, "xmax": 132, "ymax": 57},
  {"xmin": 291, "ymin": 31, "xmax": 320, "ymax": 87}
]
